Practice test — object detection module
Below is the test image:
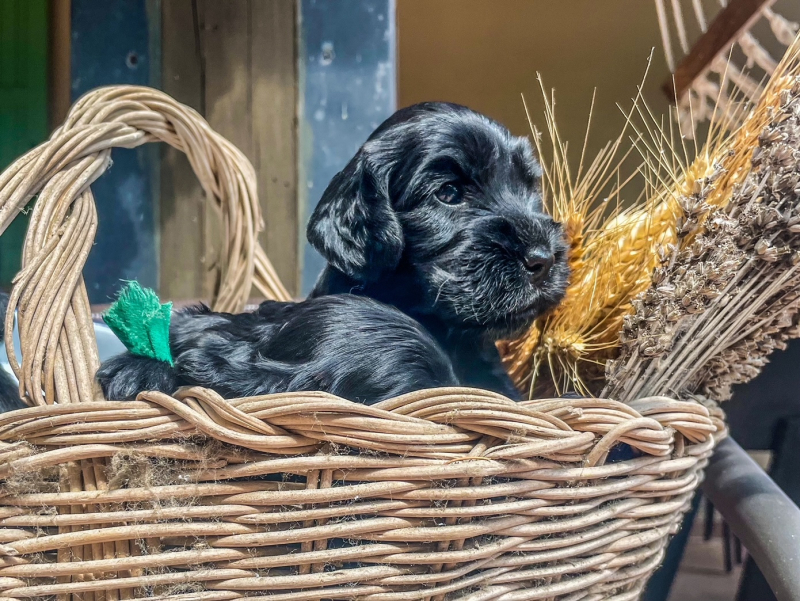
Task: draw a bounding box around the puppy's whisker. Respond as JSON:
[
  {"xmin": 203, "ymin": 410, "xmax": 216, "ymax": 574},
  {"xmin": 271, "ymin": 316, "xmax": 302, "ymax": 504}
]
[{"xmin": 433, "ymin": 272, "xmax": 454, "ymax": 307}]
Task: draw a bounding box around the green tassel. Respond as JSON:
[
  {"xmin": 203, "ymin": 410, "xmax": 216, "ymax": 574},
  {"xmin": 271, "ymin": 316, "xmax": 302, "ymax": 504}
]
[{"xmin": 103, "ymin": 281, "xmax": 174, "ymax": 366}]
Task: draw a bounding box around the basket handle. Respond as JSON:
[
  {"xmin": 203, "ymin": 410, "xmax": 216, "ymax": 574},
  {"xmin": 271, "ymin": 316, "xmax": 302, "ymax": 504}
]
[{"xmin": 0, "ymin": 85, "xmax": 291, "ymax": 406}]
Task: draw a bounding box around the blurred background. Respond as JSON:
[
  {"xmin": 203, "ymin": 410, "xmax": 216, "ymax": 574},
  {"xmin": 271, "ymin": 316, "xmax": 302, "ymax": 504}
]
[
  {"xmin": 2, "ymin": 2, "xmax": 800, "ymax": 600},
  {"xmin": 7, "ymin": 0, "xmax": 800, "ymax": 303}
]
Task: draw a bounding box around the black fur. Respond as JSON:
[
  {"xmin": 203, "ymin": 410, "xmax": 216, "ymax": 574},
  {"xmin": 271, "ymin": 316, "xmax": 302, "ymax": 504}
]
[
  {"xmin": 0, "ymin": 292, "xmax": 24, "ymax": 412},
  {"xmin": 308, "ymin": 102, "xmax": 570, "ymax": 399},
  {"xmin": 97, "ymin": 295, "xmax": 458, "ymax": 404}
]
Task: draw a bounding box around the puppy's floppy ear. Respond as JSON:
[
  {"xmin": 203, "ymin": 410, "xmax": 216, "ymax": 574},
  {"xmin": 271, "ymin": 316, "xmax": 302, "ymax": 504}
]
[{"xmin": 307, "ymin": 147, "xmax": 403, "ymax": 282}]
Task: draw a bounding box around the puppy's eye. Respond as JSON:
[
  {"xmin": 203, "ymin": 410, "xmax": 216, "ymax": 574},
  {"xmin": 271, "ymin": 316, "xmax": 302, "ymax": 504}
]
[{"xmin": 435, "ymin": 183, "xmax": 463, "ymax": 205}]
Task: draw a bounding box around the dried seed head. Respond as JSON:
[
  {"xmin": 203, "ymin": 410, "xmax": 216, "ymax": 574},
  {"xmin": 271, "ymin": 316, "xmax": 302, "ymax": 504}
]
[{"xmin": 607, "ymin": 69, "xmax": 800, "ymax": 403}]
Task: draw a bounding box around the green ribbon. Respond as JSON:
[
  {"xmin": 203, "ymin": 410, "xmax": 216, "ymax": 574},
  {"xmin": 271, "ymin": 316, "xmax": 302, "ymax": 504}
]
[{"xmin": 103, "ymin": 281, "xmax": 174, "ymax": 366}]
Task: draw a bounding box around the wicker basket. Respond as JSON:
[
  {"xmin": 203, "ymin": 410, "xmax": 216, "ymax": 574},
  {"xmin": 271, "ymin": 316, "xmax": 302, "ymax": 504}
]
[{"xmin": 0, "ymin": 86, "xmax": 724, "ymax": 601}]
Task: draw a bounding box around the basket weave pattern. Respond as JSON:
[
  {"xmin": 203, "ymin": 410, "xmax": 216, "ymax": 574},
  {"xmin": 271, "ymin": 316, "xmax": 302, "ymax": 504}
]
[{"xmin": 0, "ymin": 87, "xmax": 723, "ymax": 600}]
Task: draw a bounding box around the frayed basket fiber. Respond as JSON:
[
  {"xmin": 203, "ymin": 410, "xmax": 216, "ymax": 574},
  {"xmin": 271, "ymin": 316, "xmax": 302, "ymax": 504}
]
[{"xmin": 0, "ymin": 86, "xmax": 723, "ymax": 601}]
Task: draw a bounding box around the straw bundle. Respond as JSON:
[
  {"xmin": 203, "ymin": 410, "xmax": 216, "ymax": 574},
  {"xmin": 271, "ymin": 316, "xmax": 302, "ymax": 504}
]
[
  {"xmin": 504, "ymin": 38, "xmax": 800, "ymax": 402},
  {"xmin": 499, "ymin": 80, "xmax": 678, "ymax": 398},
  {"xmin": 606, "ymin": 69, "xmax": 800, "ymax": 403}
]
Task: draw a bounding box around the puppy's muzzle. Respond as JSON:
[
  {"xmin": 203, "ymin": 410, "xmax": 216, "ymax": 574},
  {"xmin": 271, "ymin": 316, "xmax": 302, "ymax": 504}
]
[{"xmin": 523, "ymin": 247, "xmax": 555, "ymax": 284}]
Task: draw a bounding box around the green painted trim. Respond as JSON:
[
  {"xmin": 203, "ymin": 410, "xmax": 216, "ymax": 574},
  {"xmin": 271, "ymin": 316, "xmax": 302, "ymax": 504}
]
[{"xmin": 0, "ymin": 0, "xmax": 49, "ymax": 286}]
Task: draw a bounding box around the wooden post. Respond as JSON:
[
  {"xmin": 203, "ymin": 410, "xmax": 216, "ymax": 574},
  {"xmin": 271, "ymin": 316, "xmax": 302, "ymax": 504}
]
[
  {"xmin": 252, "ymin": 0, "xmax": 299, "ymax": 296},
  {"xmin": 297, "ymin": 0, "xmax": 397, "ymax": 295},
  {"xmin": 160, "ymin": 0, "xmax": 207, "ymax": 301},
  {"xmin": 48, "ymin": 0, "xmax": 71, "ymax": 129},
  {"xmin": 159, "ymin": 0, "xmax": 299, "ymax": 300},
  {"xmin": 160, "ymin": 0, "xmax": 399, "ymax": 299}
]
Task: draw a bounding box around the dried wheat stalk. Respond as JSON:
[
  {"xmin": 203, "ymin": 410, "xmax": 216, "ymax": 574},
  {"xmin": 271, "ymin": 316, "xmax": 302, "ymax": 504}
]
[
  {"xmin": 504, "ymin": 39, "xmax": 800, "ymax": 401},
  {"xmin": 501, "ymin": 87, "xmax": 729, "ymax": 396},
  {"xmin": 605, "ymin": 66, "xmax": 800, "ymax": 403},
  {"xmin": 500, "ymin": 71, "xmax": 677, "ymax": 397}
]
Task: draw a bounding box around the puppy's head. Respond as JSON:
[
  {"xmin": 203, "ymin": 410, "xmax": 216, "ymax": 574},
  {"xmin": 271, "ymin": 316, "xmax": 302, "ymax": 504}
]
[{"xmin": 308, "ymin": 102, "xmax": 569, "ymax": 337}]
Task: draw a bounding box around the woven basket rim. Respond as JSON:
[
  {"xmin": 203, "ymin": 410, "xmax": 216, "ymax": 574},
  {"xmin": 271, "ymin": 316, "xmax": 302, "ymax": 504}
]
[{"xmin": 0, "ymin": 82, "xmax": 725, "ymax": 455}]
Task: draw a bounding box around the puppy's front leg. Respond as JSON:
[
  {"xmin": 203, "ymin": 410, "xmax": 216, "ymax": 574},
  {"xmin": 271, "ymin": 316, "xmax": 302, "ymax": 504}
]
[
  {"xmin": 446, "ymin": 333, "xmax": 522, "ymax": 401},
  {"xmin": 475, "ymin": 345, "xmax": 523, "ymax": 401}
]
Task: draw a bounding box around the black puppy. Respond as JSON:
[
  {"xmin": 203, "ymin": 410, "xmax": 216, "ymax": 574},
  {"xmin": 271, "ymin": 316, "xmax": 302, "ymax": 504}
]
[
  {"xmin": 308, "ymin": 102, "xmax": 569, "ymax": 399},
  {"xmin": 0, "ymin": 293, "xmax": 24, "ymax": 412},
  {"xmin": 97, "ymin": 295, "xmax": 458, "ymax": 404}
]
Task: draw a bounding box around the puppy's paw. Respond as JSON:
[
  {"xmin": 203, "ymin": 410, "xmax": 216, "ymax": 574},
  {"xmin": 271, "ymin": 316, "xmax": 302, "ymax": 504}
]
[
  {"xmin": 606, "ymin": 443, "xmax": 641, "ymax": 463},
  {"xmin": 0, "ymin": 369, "xmax": 25, "ymax": 412},
  {"xmin": 96, "ymin": 353, "xmax": 180, "ymax": 400}
]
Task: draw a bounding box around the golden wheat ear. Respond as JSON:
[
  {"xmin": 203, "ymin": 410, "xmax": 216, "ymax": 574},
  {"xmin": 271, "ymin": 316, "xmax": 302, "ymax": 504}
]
[
  {"xmin": 504, "ymin": 36, "xmax": 800, "ymax": 401},
  {"xmin": 503, "ymin": 56, "xmax": 694, "ymax": 398}
]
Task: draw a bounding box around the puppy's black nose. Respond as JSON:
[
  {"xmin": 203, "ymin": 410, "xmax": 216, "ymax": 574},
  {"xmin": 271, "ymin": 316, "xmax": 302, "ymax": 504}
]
[{"xmin": 523, "ymin": 249, "xmax": 554, "ymax": 283}]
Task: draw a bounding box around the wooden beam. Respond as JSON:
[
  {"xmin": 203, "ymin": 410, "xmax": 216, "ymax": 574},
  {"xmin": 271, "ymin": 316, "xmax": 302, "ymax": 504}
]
[
  {"xmin": 663, "ymin": 0, "xmax": 775, "ymax": 101},
  {"xmin": 194, "ymin": 0, "xmax": 252, "ymax": 299}
]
